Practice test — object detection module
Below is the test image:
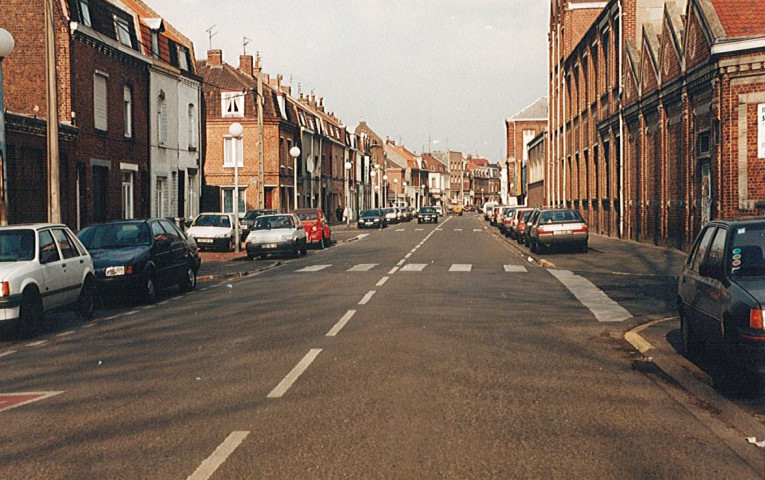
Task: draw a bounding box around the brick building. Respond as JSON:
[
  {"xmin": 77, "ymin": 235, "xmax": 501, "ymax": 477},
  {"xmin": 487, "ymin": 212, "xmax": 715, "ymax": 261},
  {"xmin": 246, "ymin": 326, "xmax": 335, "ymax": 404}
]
[
  {"xmin": 505, "ymin": 97, "xmax": 548, "ymax": 205},
  {"xmin": 2, "ymin": 0, "xmax": 152, "ymax": 228},
  {"xmin": 549, "ymin": 0, "xmax": 765, "ymax": 251}
]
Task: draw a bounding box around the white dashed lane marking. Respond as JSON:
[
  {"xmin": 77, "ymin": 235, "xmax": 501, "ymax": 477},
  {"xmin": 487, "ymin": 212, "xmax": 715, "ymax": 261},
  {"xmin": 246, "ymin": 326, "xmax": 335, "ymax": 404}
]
[
  {"xmin": 449, "ymin": 264, "xmax": 472, "ymax": 272},
  {"xmin": 296, "ymin": 265, "xmax": 332, "ymax": 272},
  {"xmin": 346, "ymin": 264, "xmax": 377, "ymax": 272},
  {"xmin": 400, "ymin": 264, "xmax": 427, "ymax": 272}
]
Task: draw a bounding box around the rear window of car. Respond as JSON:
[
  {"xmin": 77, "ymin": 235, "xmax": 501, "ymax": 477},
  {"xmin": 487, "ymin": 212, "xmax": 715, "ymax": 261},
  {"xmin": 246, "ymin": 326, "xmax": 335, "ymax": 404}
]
[
  {"xmin": 254, "ymin": 216, "xmax": 293, "ymax": 229},
  {"xmin": 729, "ymin": 224, "xmax": 765, "ymax": 276},
  {"xmin": 539, "ymin": 210, "xmax": 583, "ymax": 223},
  {"xmin": 0, "ymin": 229, "xmax": 36, "ymax": 262},
  {"xmin": 193, "ymin": 215, "xmax": 230, "ymax": 228},
  {"xmin": 78, "ymin": 222, "xmax": 152, "ymax": 249},
  {"xmin": 296, "ymin": 212, "xmax": 318, "ymax": 221}
]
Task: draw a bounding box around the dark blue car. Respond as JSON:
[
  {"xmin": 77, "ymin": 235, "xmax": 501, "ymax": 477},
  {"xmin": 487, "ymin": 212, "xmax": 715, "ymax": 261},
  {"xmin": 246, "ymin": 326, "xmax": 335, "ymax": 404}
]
[{"xmin": 77, "ymin": 218, "xmax": 201, "ymax": 303}]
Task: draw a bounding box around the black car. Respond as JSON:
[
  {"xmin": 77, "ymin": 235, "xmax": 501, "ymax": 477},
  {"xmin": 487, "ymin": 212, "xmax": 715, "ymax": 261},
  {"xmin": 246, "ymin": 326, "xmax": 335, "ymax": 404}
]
[
  {"xmin": 418, "ymin": 206, "xmax": 438, "ymax": 224},
  {"xmin": 678, "ymin": 218, "xmax": 765, "ymax": 390},
  {"xmin": 357, "ymin": 209, "xmax": 387, "ymax": 229},
  {"xmin": 241, "ymin": 209, "xmax": 279, "ymax": 240},
  {"xmin": 77, "ymin": 218, "xmax": 201, "ymax": 303}
]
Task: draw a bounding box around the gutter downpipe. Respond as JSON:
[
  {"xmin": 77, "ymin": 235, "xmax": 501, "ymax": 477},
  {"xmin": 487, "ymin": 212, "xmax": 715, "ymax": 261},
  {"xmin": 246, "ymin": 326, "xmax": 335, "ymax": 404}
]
[{"xmin": 618, "ymin": 0, "xmax": 625, "ymax": 239}]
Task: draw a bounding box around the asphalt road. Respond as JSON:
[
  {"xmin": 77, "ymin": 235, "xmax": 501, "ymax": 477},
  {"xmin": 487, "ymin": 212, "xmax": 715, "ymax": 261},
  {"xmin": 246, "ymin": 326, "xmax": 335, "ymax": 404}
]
[{"xmin": 0, "ymin": 214, "xmax": 760, "ymax": 478}]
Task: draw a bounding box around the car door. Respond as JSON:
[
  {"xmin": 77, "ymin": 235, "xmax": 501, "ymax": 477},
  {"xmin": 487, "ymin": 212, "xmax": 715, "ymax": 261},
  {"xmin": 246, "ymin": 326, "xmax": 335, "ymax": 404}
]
[
  {"xmin": 696, "ymin": 226, "xmax": 731, "ymax": 339},
  {"xmin": 37, "ymin": 228, "xmax": 68, "ymax": 309},
  {"xmin": 679, "ymin": 225, "xmax": 719, "ymax": 338},
  {"xmin": 159, "ymin": 219, "xmax": 188, "ymax": 283},
  {"xmin": 51, "ymin": 227, "xmax": 89, "ymax": 305}
]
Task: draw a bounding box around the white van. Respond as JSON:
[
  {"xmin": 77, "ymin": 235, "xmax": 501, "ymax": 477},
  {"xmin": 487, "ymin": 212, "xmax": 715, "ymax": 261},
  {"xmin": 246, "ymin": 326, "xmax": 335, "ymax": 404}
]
[{"xmin": 483, "ymin": 201, "xmax": 498, "ymax": 220}]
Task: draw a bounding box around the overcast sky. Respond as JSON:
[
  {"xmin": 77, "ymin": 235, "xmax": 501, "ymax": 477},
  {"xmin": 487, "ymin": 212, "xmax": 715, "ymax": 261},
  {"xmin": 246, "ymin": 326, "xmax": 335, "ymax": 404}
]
[{"xmin": 153, "ymin": 0, "xmax": 549, "ymax": 162}]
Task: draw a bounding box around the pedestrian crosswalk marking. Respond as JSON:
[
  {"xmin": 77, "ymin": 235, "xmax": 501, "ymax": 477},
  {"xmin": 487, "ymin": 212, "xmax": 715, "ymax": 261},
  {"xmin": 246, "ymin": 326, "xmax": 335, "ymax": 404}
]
[
  {"xmin": 396, "ymin": 229, "xmax": 405, "ymax": 232},
  {"xmin": 347, "ymin": 264, "xmax": 377, "ymax": 272},
  {"xmin": 454, "ymin": 228, "xmax": 463, "ymax": 231},
  {"xmin": 504, "ymin": 265, "xmax": 527, "ymax": 272},
  {"xmin": 400, "ymin": 263, "xmax": 427, "ymax": 272},
  {"xmin": 473, "ymin": 229, "xmax": 483, "ymax": 232},
  {"xmin": 296, "ymin": 265, "xmax": 331, "ymax": 272},
  {"xmin": 449, "ymin": 264, "xmax": 472, "ymax": 272},
  {"xmin": 548, "ymin": 269, "xmax": 631, "ymax": 322}
]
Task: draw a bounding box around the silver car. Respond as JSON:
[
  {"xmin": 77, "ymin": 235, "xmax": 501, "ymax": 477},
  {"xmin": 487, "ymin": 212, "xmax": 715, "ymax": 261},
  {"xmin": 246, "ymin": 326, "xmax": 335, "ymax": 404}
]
[{"xmin": 244, "ymin": 214, "xmax": 307, "ymax": 259}]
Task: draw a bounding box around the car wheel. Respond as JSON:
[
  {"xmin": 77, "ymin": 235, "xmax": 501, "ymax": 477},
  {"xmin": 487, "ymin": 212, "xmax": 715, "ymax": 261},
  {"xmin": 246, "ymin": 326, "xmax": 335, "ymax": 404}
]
[
  {"xmin": 530, "ymin": 239, "xmax": 538, "ymax": 254},
  {"xmin": 319, "ymin": 234, "xmax": 325, "ymax": 249},
  {"xmin": 714, "ymin": 319, "xmax": 750, "ymax": 393},
  {"xmin": 301, "ymin": 241, "xmax": 307, "ymax": 256},
  {"xmin": 580, "ymin": 241, "xmax": 589, "ymax": 253},
  {"xmin": 179, "ymin": 264, "xmax": 197, "ymax": 293},
  {"xmin": 228, "ymin": 237, "xmax": 235, "ymax": 252},
  {"xmin": 77, "ymin": 276, "xmax": 96, "ymax": 320},
  {"xmin": 142, "ymin": 273, "xmax": 157, "ymax": 304},
  {"xmin": 259, "ymin": 254, "xmax": 268, "ymax": 260},
  {"xmin": 17, "ymin": 288, "xmax": 43, "ymax": 339},
  {"xmin": 247, "ymin": 254, "xmax": 255, "ymax": 260}
]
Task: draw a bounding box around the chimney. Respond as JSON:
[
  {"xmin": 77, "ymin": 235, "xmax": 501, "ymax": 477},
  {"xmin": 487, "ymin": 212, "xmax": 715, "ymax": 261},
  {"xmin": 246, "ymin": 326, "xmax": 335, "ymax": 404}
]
[
  {"xmin": 309, "ymin": 94, "xmax": 317, "ymax": 108},
  {"xmin": 318, "ymin": 97, "xmax": 324, "ymax": 112},
  {"xmin": 208, "ymin": 49, "xmax": 223, "ymax": 67},
  {"xmin": 239, "ymin": 55, "xmax": 253, "ymax": 76}
]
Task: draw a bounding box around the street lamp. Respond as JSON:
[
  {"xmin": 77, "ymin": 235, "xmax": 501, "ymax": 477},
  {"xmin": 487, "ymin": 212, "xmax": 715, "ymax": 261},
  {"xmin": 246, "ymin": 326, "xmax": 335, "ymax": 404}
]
[
  {"xmin": 383, "ymin": 174, "xmax": 388, "ymax": 207},
  {"xmin": 0, "ymin": 28, "xmax": 15, "ymax": 226},
  {"xmin": 228, "ymin": 122, "xmax": 243, "ymax": 252},
  {"xmin": 369, "ymin": 168, "xmax": 376, "ymax": 209},
  {"xmin": 393, "ymin": 178, "xmax": 398, "ymax": 205},
  {"xmin": 344, "ymin": 160, "xmax": 352, "ymax": 224},
  {"xmin": 289, "ymin": 145, "xmax": 300, "ymax": 211}
]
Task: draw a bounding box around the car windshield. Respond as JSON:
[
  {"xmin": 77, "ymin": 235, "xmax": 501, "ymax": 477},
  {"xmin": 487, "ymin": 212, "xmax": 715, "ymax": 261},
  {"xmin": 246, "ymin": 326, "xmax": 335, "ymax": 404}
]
[
  {"xmin": 729, "ymin": 224, "xmax": 765, "ymax": 277},
  {"xmin": 193, "ymin": 215, "xmax": 231, "ymax": 228},
  {"xmin": 296, "ymin": 212, "xmax": 318, "ymax": 221},
  {"xmin": 360, "ymin": 210, "xmax": 381, "ymax": 217},
  {"xmin": 420, "ymin": 207, "xmax": 436, "ymax": 213},
  {"xmin": 0, "ymin": 229, "xmax": 36, "ymax": 262},
  {"xmin": 254, "ymin": 216, "xmax": 293, "ymax": 230},
  {"xmin": 78, "ymin": 223, "xmax": 152, "ymax": 249}
]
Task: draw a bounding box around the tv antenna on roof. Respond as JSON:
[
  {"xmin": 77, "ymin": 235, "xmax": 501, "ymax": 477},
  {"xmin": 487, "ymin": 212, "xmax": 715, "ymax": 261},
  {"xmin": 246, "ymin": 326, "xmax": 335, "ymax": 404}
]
[
  {"xmin": 205, "ymin": 25, "xmax": 217, "ymax": 50},
  {"xmin": 243, "ymin": 36, "xmax": 252, "ymax": 55}
]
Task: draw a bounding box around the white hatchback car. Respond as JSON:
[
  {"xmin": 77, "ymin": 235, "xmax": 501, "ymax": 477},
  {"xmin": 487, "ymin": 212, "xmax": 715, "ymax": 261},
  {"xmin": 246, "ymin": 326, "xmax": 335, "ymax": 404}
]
[
  {"xmin": 244, "ymin": 214, "xmax": 307, "ymax": 259},
  {"xmin": 186, "ymin": 212, "xmax": 240, "ymax": 252},
  {"xmin": 0, "ymin": 224, "xmax": 96, "ymax": 337}
]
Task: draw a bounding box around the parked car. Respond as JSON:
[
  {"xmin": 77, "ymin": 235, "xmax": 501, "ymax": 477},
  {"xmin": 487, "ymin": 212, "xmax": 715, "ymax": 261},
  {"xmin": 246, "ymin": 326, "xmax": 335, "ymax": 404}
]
[
  {"xmin": 357, "ymin": 209, "xmax": 387, "ymax": 229},
  {"xmin": 241, "ymin": 209, "xmax": 279, "ymax": 241},
  {"xmin": 434, "ymin": 205, "xmax": 444, "ymax": 216},
  {"xmin": 677, "ymin": 219, "xmax": 765, "ymax": 390},
  {"xmin": 522, "ymin": 208, "xmax": 544, "ymax": 247},
  {"xmin": 244, "ymin": 214, "xmax": 307, "ymax": 259},
  {"xmin": 294, "ymin": 208, "xmax": 331, "ymax": 248},
  {"xmin": 526, "ymin": 208, "xmax": 588, "ymax": 254},
  {"xmin": 77, "ymin": 218, "xmax": 200, "ymax": 304},
  {"xmin": 418, "ymin": 206, "xmax": 438, "ymax": 224},
  {"xmin": 510, "ymin": 208, "xmax": 535, "ymax": 242},
  {"xmin": 0, "ymin": 224, "xmax": 95, "ymax": 337},
  {"xmin": 496, "ymin": 207, "xmax": 515, "ymax": 234},
  {"xmin": 186, "ymin": 212, "xmax": 240, "ymax": 252},
  {"xmin": 483, "ymin": 201, "xmax": 499, "ymax": 220},
  {"xmin": 383, "ymin": 207, "xmax": 399, "ymax": 225}
]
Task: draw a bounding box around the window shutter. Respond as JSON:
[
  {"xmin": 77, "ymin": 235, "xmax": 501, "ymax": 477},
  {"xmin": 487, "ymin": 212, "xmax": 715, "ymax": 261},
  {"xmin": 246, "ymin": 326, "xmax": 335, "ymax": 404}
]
[{"xmin": 94, "ymin": 73, "xmax": 108, "ymax": 131}]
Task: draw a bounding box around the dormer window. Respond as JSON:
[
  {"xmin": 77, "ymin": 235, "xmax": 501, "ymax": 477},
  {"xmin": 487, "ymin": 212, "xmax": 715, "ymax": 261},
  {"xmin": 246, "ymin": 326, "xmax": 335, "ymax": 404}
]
[
  {"xmin": 115, "ymin": 16, "xmax": 132, "ymax": 47},
  {"xmin": 177, "ymin": 45, "xmax": 188, "ymax": 71},
  {"xmin": 78, "ymin": 0, "xmax": 91, "ymax": 26},
  {"xmin": 222, "ymin": 92, "xmax": 244, "ymax": 118},
  {"xmin": 151, "ymin": 31, "xmax": 160, "ymax": 59}
]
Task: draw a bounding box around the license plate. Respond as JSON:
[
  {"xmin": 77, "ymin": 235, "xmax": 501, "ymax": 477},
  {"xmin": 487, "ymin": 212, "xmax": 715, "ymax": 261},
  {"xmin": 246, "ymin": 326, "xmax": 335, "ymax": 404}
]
[
  {"xmin": 198, "ymin": 238, "xmax": 213, "ymax": 243},
  {"xmin": 263, "ymin": 243, "xmax": 277, "ymax": 249},
  {"xmin": 554, "ymin": 230, "xmax": 572, "ymax": 235}
]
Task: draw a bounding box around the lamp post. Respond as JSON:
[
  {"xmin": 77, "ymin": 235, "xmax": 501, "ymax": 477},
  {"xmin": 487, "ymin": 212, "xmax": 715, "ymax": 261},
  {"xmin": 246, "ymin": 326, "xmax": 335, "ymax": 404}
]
[
  {"xmin": 0, "ymin": 28, "xmax": 15, "ymax": 226},
  {"xmin": 393, "ymin": 178, "xmax": 398, "ymax": 205},
  {"xmin": 402, "ymin": 181, "xmax": 407, "ymax": 206},
  {"xmin": 229, "ymin": 122, "xmax": 243, "ymax": 252},
  {"xmin": 290, "ymin": 145, "xmax": 300, "ymax": 211},
  {"xmin": 344, "ymin": 160, "xmax": 352, "ymax": 224},
  {"xmin": 369, "ymin": 168, "xmax": 376, "ymax": 209},
  {"xmin": 382, "ymin": 174, "xmax": 388, "ymax": 207}
]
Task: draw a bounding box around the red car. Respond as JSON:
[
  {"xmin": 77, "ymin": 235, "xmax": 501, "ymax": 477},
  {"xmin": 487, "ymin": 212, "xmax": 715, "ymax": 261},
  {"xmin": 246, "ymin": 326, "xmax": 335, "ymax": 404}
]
[{"xmin": 294, "ymin": 209, "xmax": 331, "ymax": 248}]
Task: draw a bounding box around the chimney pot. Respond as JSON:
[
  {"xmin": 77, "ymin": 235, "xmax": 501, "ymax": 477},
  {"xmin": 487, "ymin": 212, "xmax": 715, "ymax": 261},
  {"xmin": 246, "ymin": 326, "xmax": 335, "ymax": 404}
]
[
  {"xmin": 239, "ymin": 55, "xmax": 253, "ymax": 75},
  {"xmin": 208, "ymin": 49, "xmax": 223, "ymax": 66}
]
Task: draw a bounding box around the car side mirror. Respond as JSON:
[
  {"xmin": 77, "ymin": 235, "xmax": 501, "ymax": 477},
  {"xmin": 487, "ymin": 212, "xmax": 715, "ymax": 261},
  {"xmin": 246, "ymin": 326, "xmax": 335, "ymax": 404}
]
[{"xmin": 699, "ymin": 260, "xmax": 724, "ymax": 280}]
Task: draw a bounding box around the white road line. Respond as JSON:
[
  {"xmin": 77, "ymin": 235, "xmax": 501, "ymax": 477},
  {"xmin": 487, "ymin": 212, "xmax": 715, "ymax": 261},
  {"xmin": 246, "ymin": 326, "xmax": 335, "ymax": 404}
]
[
  {"xmin": 82, "ymin": 323, "xmax": 96, "ymax": 329},
  {"xmin": 504, "ymin": 265, "xmax": 528, "ymax": 273},
  {"xmin": 397, "ymin": 259, "xmax": 406, "ymax": 266},
  {"xmin": 124, "ymin": 310, "xmax": 138, "ymax": 316},
  {"xmin": 327, "ymin": 310, "xmax": 356, "ymax": 337},
  {"xmin": 376, "ymin": 276, "xmax": 389, "ymax": 287},
  {"xmin": 400, "ymin": 263, "xmax": 427, "ymax": 272},
  {"xmin": 347, "ymin": 264, "xmax": 377, "ymax": 272},
  {"xmin": 359, "ymin": 291, "xmax": 376, "ymax": 305},
  {"xmin": 0, "ymin": 350, "xmax": 17, "ymax": 359},
  {"xmin": 454, "ymin": 228, "xmax": 463, "ymax": 231},
  {"xmin": 0, "ymin": 391, "xmax": 64, "ymax": 413},
  {"xmin": 404, "ymin": 253, "xmax": 412, "ymax": 259},
  {"xmin": 396, "ymin": 229, "xmax": 405, "ymax": 232},
  {"xmin": 25, "ymin": 340, "xmax": 48, "ymax": 347},
  {"xmin": 187, "ymin": 431, "xmax": 250, "ymax": 480},
  {"xmin": 449, "ymin": 264, "xmax": 472, "ymax": 272},
  {"xmin": 56, "ymin": 331, "xmax": 75, "ymax": 337},
  {"xmin": 267, "ymin": 349, "xmax": 322, "ymax": 398},
  {"xmin": 388, "ymin": 267, "xmax": 399, "ymax": 275},
  {"xmin": 548, "ymin": 269, "xmax": 631, "ymax": 322},
  {"xmin": 356, "ymin": 234, "xmax": 370, "ymax": 240},
  {"xmin": 473, "ymin": 229, "xmax": 483, "ymax": 232},
  {"xmin": 415, "ymin": 228, "xmax": 424, "ymax": 231},
  {"xmin": 296, "ymin": 265, "xmax": 331, "ymax": 272}
]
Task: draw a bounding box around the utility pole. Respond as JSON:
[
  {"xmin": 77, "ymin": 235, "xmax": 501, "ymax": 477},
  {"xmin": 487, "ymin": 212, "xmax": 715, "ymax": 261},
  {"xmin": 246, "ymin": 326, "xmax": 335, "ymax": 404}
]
[
  {"xmin": 45, "ymin": 0, "xmax": 60, "ymax": 223},
  {"xmin": 257, "ymin": 53, "xmax": 265, "ymax": 209}
]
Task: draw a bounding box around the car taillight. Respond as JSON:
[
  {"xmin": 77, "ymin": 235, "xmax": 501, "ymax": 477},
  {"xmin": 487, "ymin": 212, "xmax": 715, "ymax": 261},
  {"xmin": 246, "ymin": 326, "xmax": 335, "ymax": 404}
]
[
  {"xmin": 0, "ymin": 282, "xmax": 9, "ymax": 297},
  {"xmin": 751, "ymin": 309, "xmax": 764, "ymax": 329}
]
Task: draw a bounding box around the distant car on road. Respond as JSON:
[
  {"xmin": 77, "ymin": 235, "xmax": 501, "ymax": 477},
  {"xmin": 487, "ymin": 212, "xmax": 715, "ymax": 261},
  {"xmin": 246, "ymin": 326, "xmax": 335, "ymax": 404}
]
[
  {"xmin": 418, "ymin": 206, "xmax": 438, "ymax": 224},
  {"xmin": 357, "ymin": 209, "xmax": 387, "ymax": 229},
  {"xmin": 244, "ymin": 214, "xmax": 307, "ymax": 259},
  {"xmin": 186, "ymin": 212, "xmax": 240, "ymax": 252},
  {"xmin": 0, "ymin": 224, "xmax": 95, "ymax": 338},
  {"xmin": 383, "ymin": 207, "xmax": 399, "ymax": 225},
  {"xmin": 678, "ymin": 219, "xmax": 765, "ymax": 391},
  {"xmin": 77, "ymin": 218, "xmax": 200, "ymax": 304},
  {"xmin": 294, "ymin": 208, "xmax": 331, "ymax": 249}
]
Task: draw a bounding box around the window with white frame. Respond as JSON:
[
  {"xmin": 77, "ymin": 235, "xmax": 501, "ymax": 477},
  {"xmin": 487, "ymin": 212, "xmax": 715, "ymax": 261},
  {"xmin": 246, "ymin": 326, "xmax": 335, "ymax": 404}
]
[
  {"xmin": 123, "ymin": 85, "xmax": 132, "ymax": 138},
  {"xmin": 188, "ymin": 104, "xmax": 196, "ymax": 149},
  {"xmin": 221, "ymin": 92, "xmax": 244, "ymax": 118},
  {"xmin": 93, "ymin": 72, "xmax": 108, "ymax": 131},
  {"xmin": 115, "ymin": 16, "xmax": 132, "ymax": 47},
  {"xmin": 121, "ymin": 169, "xmax": 136, "ymax": 219},
  {"xmin": 157, "ymin": 92, "xmax": 167, "ymax": 146},
  {"xmin": 223, "ymin": 136, "xmax": 243, "ymax": 168},
  {"xmin": 222, "ymin": 188, "xmax": 246, "ymax": 214},
  {"xmin": 177, "ymin": 46, "xmax": 189, "ymax": 71},
  {"xmin": 78, "ymin": 0, "xmax": 91, "ymax": 26},
  {"xmin": 150, "ymin": 30, "xmax": 160, "ymax": 59},
  {"xmin": 156, "ymin": 177, "xmax": 166, "ymax": 217}
]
